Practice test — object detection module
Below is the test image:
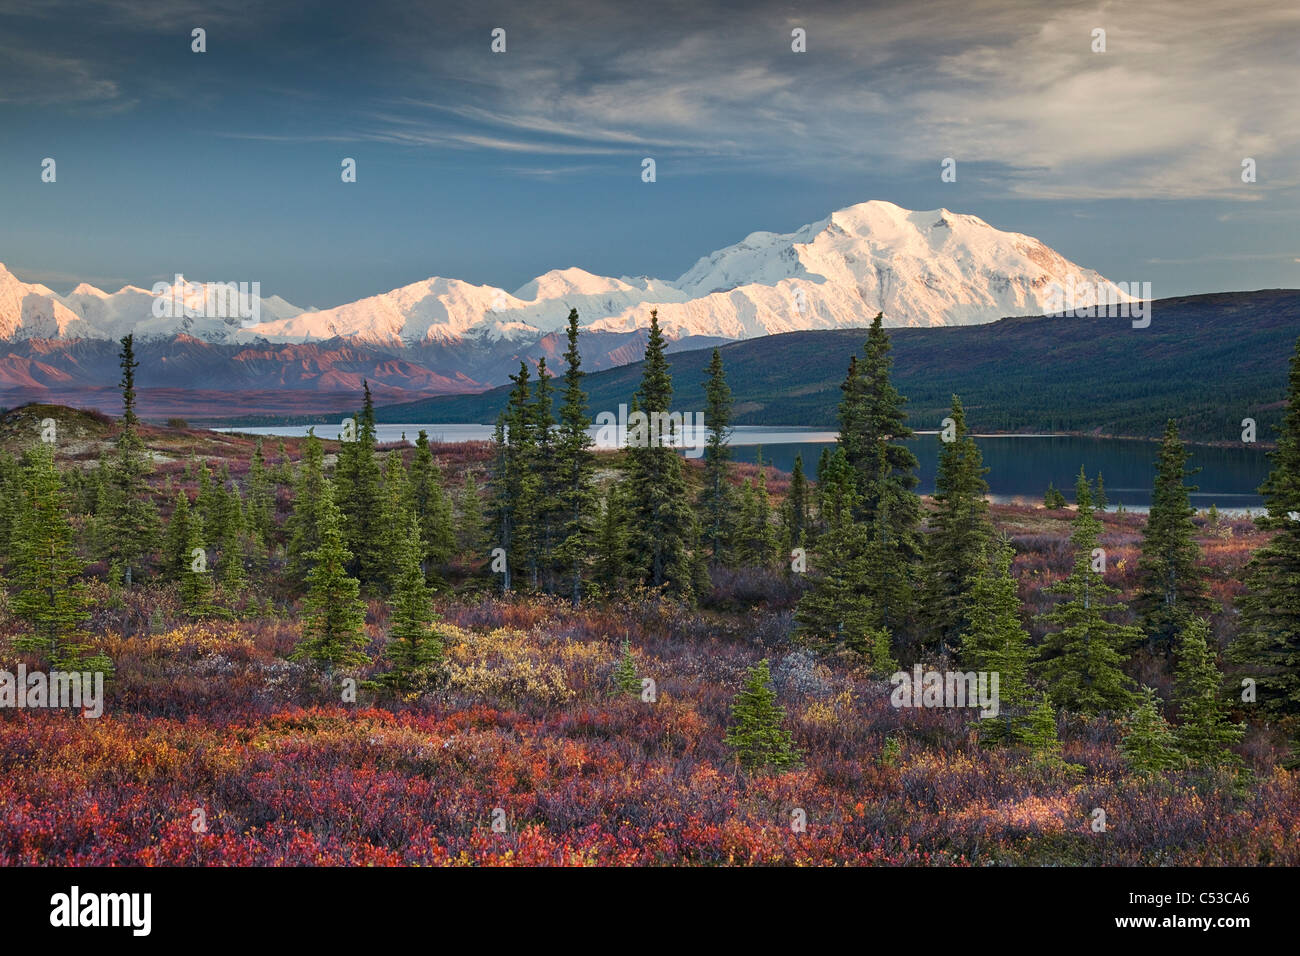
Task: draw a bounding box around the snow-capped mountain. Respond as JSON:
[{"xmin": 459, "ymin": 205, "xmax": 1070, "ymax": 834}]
[
  {"xmin": 0, "ymin": 269, "xmax": 307, "ymax": 344},
  {"xmin": 0, "ymin": 200, "xmax": 1133, "ymax": 350}
]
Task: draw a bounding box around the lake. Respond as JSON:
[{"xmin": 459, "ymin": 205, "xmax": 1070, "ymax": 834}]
[{"xmin": 217, "ymin": 424, "xmax": 1273, "ymax": 512}]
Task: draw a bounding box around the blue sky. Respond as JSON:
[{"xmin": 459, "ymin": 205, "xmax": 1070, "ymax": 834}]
[{"xmin": 2, "ymin": 0, "xmax": 1297, "ymax": 308}]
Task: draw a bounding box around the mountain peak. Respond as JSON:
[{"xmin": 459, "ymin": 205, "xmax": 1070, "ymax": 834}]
[{"xmin": 3, "ymin": 200, "xmax": 1128, "ymax": 349}]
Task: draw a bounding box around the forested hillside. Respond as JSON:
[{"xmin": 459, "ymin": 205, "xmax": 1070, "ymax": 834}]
[{"xmin": 379, "ymin": 290, "xmax": 1300, "ymax": 444}]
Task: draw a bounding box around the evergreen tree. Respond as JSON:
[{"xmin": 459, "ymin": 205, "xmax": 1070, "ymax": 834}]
[
  {"xmin": 594, "ymin": 481, "xmax": 630, "ymax": 594},
  {"xmin": 408, "ymin": 431, "xmax": 455, "ymax": 581},
  {"xmin": 795, "ymin": 449, "xmax": 875, "ymax": 650},
  {"xmin": 922, "ymin": 395, "xmax": 992, "ymax": 655},
  {"xmin": 162, "ymin": 492, "xmax": 194, "ymax": 582},
  {"xmin": 217, "ymin": 483, "xmax": 245, "ymax": 594},
  {"xmin": 553, "ymin": 310, "xmax": 597, "ymax": 604},
  {"xmin": 1174, "ymin": 617, "xmax": 1244, "ymax": 769},
  {"xmin": 854, "ymin": 313, "xmax": 922, "ymax": 537},
  {"xmin": 1022, "ymin": 695, "xmax": 1064, "ymax": 767},
  {"xmin": 1120, "ymin": 686, "xmax": 1186, "ymax": 775},
  {"xmin": 101, "ymin": 334, "xmax": 160, "ymax": 584},
  {"xmin": 837, "ymin": 354, "xmax": 869, "ymax": 478},
  {"xmin": 1036, "ymin": 469, "xmax": 1140, "ymax": 714},
  {"xmin": 335, "ymin": 382, "xmax": 385, "ymax": 586},
  {"xmin": 1093, "ymin": 472, "xmax": 1109, "ymax": 511},
  {"xmin": 528, "ymin": 357, "xmax": 561, "ymax": 590},
  {"xmin": 781, "ymin": 453, "xmax": 810, "ymax": 556},
  {"xmin": 700, "ymin": 347, "xmax": 736, "ymax": 565},
  {"xmin": 456, "ymin": 473, "xmax": 487, "ymax": 572},
  {"xmin": 10, "ymin": 445, "xmax": 100, "ymax": 669},
  {"xmin": 861, "ymin": 442, "xmax": 917, "ymax": 643},
  {"xmin": 1134, "ymin": 420, "xmax": 1211, "ymax": 650},
  {"xmin": 489, "ymin": 364, "xmax": 539, "ymax": 592},
  {"xmin": 376, "ymin": 513, "xmax": 444, "ymax": 693},
  {"xmin": 379, "ymin": 449, "xmax": 413, "ymax": 590},
  {"xmin": 285, "ymin": 430, "xmax": 327, "ymax": 586},
  {"xmin": 179, "ymin": 513, "xmax": 215, "ymax": 619},
  {"xmin": 1232, "ymin": 336, "xmax": 1300, "ymax": 720},
  {"xmin": 835, "ymin": 313, "xmax": 923, "ymax": 644},
  {"xmin": 736, "ymin": 451, "xmax": 779, "ymax": 565},
  {"xmin": 959, "ymin": 536, "xmax": 1035, "ymax": 744},
  {"xmin": 246, "ymin": 438, "xmax": 275, "ymax": 540},
  {"xmin": 0, "ymin": 450, "xmax": 22, "ymax": 563},
  {"xmin": 612, "ymin": 639, "xmax": 640, "ymax": 696},
  {"xmin": 724, "ymin": 658, "xmax": 800, "ymax": 771},
  {"xmin": 624, "ymin": 310, "xmax": 698, "ymax": 600},
  {"xmin": 1044, "ymin": 483, "xmax": 1066, "ymax": 509},
  {"xmin": 293, "ymin": 480, "xmax": 369, "ymax": 673}
]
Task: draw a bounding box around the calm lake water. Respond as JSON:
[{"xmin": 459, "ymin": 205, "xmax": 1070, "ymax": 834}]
[{"xmin": 218, "ymin": 424, "xmax": 1272, "ymax": 512}]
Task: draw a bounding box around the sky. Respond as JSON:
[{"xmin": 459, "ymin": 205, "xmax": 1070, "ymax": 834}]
[{"xmin": 2, "ymin": 0, "xmax": 1298, "ymax": 308}]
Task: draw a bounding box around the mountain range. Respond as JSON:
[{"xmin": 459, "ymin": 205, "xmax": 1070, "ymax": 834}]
[{"xmin": 0, "ymin": 199, "xmax": 1136, "ymax": 415}]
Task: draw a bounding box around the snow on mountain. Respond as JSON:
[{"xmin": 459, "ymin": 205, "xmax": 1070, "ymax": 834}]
[
  {"xmin": 0, "ymin": 264, "xmax": 90, "ymax": 340},
  {"xmin": 611, "ymin": 200, "xmax": 1134, "ymax": 338},
  {"xmin": 1, "ymin": 201, "xmax": 1134, "ymax": 348}
]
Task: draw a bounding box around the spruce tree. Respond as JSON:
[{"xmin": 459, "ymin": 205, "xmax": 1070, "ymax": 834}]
[
  {"xmin": 922, "ymin": 395, "xmax": 992, "ymax": 655},
  {"xmin": 795, "ymin": 449, "xmax": 875, "ymax": 650},
  {"xmin": 1232, "ymin": 335, "xmax": 1300, "ymax": 720},
  {"xmin": 379, "ymin": 449, "xmax": 413, "ymax": 590},
  {"xmin": 1044, "ymin": 483, "xmax": 1062, "ymax": 509},
  {"xmin": 217, "ymin": 483, "xmax": 245, "ymax": 594},
  {"xmin": 489, "ymin": 364, "xmax": 539, "ymax": 592},
  {"xmin": 162, "ymin": 491, "xmax": 194, "ymax": 583},
  {"xmin": 1037, "ymin": 469, "xmax": 1140, "ymax": 714},
  {"xmin": 700, "ymin": 347, "xmax": 735, "ymax": 565},
  {"xmin": 1174, "ymin": 617, "xmax": 1244, "ymax": 769},
  {"xmin": 376, "ymin": 513, "xmax": 443, "ymax": 693},
  {"xmin": 335, "ymin": 382, "xmax": 384, "ymax": 586},
  {"xmin": 554, "ymin": 310, "xmax": 596, "ymax": 604},
  {"xmin": 724, "ymin": 658, "xmax": 800, "ymax": 771},
  {"xmin": 293, "ymin": 480, "xmax": 369, "ymax": 673},
  {"xmin": 529, "ymin": 357, "xmax": 561, "ymax": 591},
  {"xmin": 736, "ymin": 451, "xmax": 778, "ymax": 565},
  {"xmin": 854, "ymin": 313, "xmax": 922, "ymax": 535},
  {"xmin": 624, "ymin": 310, "xmax": 698, "ymax": 600},
  {"xmin": 1120, "ymin": 686, "xmax": 1186, "ymax": 775},
  {"xmin": 594, "ymin": 482, "xmax": 630, "ymax": 594},
  {"xmin": 837, "ymin": 354, "xmax": 869, "ymax": 479},
  {"xmin": 456, "ymin": 472, "xmax": 487, "ymax": 572},
  {"xmin": 0, "ymin": 449, "xmax": 21, "ymax": 564},
  {"xmin": 612, "ymin": 639, "xmax": 640, "ymax": 696},
  {"xmin": 10, "ymin": 444, "xmax": 99, "ymax": 669},
  {"xmin": 246, "ymin": 438, "xmax": 275, "ymax": 540},
  {"xmin": 1134, "ymin": 420, "xmax": 1211, "ymax": 650},
  {"xmin": 101, "ymin": 334, "xmax": 160, "ymax": 584},
  {"xmin": 861, "ymin": 442, "xmax": 916, "ymax": 643},
  {"xmin": 179, "ymin": 514, "xmax": 215, "ymax": 619},
  {"xmin": 1022, "ymin": 695, "xmax": 1064, "ymax": 767},
  {"xmin": 836, "ymin": 313, "xmax": 923, "ymax": 643},
  {"xmin": 1093, "ymin": 472, "xmax": 1108, "ymax": 511},
  {"xmin": 959, "ymin": 536, "xmax": 1034, "ymax": 744},
  {"xmin": 408, "ymin": 430, "xmax": 456, "ymax": 581},
  {"xmin": 285, "ymin": 429, "xmax": 327, "ymax": 585},
  {"xmin": 781, "ymin": 453, "xmax": 810, "ymax": 555}
]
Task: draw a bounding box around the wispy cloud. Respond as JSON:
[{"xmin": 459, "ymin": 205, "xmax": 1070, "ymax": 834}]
[{"xmin": 5, "ymin": 0, "xmax": 1298, "ymax": 197}]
